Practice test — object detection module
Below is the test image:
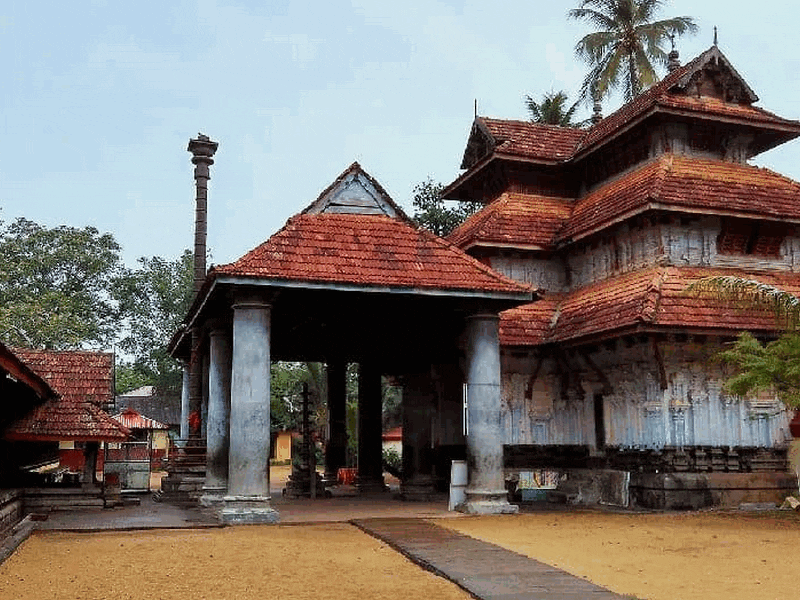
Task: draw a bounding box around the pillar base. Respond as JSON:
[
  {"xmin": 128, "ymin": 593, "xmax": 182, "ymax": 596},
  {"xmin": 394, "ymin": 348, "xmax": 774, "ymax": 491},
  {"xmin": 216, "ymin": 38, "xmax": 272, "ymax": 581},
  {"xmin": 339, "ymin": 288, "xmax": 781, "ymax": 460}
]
[
  {"xmin": 200, "ymin": 486, "xmax": 227, "ymax": 507},
  {"xmin": 400, "ymin": 477, "xmax": 437, "ymax": 501},
  {"xmin": 355, "ymin": 477, "xmax": 388, "ymax": 494},
  {"xmin": 458, "ymin": 489, "xmax": 519, "ymax": 515},
  {"xmin": 218, "ymin": 495, "xmax": 279, "ymax": 524}
]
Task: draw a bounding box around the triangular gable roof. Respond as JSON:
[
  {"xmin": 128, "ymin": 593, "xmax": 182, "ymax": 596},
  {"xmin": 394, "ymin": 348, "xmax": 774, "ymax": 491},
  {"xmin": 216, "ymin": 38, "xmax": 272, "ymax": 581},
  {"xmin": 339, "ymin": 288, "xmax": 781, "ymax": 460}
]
[{"xmin": 302, "ymin": 162, "xmax": 413, "ymax": 222}]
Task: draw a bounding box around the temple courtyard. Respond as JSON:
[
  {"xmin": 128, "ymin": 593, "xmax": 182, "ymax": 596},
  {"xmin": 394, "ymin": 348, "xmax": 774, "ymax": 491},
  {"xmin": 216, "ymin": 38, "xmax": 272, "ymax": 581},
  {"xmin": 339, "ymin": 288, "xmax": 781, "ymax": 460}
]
[{"xmin": 0, "ymin": 489, "xmax": 797, "ymax": 600}]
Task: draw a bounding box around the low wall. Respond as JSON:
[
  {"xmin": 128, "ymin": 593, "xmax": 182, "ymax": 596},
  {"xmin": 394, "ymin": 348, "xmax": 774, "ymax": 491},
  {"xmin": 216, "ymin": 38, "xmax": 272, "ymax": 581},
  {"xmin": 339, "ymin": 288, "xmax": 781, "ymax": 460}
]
[
  {"xmin": 0, "ymin": 490, "xmax": 23, "ymax": 539},
  {"xmin": 630, "ymin": 472, "xmax": 799, "ymax": 510}
]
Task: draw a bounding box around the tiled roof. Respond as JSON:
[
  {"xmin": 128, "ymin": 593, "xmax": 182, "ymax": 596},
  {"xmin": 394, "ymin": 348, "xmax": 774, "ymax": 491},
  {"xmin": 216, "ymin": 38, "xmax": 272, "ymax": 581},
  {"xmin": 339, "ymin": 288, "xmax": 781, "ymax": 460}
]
[
  {"xmin": 111, "ymin": 408, "xmax": 169, "ymax": 430},
  {"xmin": 0, "ymin": 342, "xmax": 56, "ymax": 401},
  {"xmin": 476, "ymin": 118, "xmax": 586, "ymax": 163},
  {"xmin": 500, "ymin": 267, "xmax": 800, "ymax": 347},
  {"xmin": 213, "ymin": 213, "xmax": 533, "ymax": 297},
  {"xmin": 452, "ymin": 47, "xmax": 800, "ymax": 182},
  {"xmin": 12, "ymin": 349, "xmax": 114, "ymax": 406},
  {"xmin": 448, "ymin": 193, "xmax": 572, "ymax": 251},
  {"xmin": 4, "ymin": 398, "xmax": 129, "ymax": 442},
  {"xmin": 573, "ymin": 46, "xmax": 798, "ymax": 156},
  {"xmin": 560, "ymin": 154, "xmax": 800, "ymax": 242},
  {"xmin": 500, "ymin": 295, "xmax": 564, "ymax": 347}
]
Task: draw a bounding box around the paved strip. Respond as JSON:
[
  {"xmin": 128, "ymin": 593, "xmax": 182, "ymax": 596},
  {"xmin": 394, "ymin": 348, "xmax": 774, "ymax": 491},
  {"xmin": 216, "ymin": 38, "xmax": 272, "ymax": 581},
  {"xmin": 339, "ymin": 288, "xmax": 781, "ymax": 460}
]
[{"xmin": 353, "ymin": 518, "xmax": 627, "ymax": 600}]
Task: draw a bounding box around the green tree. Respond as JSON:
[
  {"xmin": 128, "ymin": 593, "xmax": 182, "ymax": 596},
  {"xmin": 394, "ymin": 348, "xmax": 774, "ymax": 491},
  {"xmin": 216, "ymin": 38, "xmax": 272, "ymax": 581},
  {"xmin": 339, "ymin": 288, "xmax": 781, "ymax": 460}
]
[
  {"xmin": 525, "ymin": 90, "xmax": 588, "ymax": 127},
  {"xmin": 111, "ymin": 250, "xmax": 194, "ymax": 394},
  {"xmin": 569, "ymin": 0, "xmax": 698, "ymax": 102},
  {"xmin": 689, "ymin": 276, "xmax": 800, "ymax": 408},
  {"xmin": 0, "ymin": 217, "xmax": 123, "ymax": 349},
  {"xmin": 411, "ymin": 178, "xmax": 480, "ymax": 237}
]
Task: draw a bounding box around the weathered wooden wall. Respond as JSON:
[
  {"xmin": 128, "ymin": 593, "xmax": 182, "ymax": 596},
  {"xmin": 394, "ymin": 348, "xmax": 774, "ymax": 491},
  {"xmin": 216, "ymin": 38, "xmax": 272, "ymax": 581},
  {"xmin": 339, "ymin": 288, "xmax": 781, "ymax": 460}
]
[{"xmin": 567, "ymin": 218, "xmax": 800, "ymax": 288}]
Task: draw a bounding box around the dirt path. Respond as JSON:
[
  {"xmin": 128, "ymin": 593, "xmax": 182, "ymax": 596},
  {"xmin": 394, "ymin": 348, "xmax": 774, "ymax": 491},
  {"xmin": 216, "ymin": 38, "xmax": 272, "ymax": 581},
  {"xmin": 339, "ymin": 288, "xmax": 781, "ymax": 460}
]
[
  {"xmin": 439, "ymin": 510, "xmax": 800, "ymax": 600},
  {"xmin": 0, "ymin": 524, "xmax": 471, "ymax": 600}
]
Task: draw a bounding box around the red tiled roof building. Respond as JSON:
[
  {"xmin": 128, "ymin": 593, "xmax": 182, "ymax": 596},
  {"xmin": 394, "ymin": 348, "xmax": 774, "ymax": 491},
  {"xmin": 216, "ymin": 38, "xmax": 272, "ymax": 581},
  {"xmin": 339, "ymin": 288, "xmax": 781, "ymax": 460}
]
[{"xmin": 445, "ymin": 46, "xmax": 800, "ymax": 508}]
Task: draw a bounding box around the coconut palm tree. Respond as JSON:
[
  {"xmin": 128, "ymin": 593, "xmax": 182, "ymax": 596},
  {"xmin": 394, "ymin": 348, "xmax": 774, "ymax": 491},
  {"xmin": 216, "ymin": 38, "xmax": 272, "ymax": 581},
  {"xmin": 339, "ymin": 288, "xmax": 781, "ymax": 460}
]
[
  {"xmin": 524, "ymin": 91, "xmax": 589, "ymax": 128},
  {"xmin": 569, "ymin": 0, "xmax": 698, "ymax": 102}
]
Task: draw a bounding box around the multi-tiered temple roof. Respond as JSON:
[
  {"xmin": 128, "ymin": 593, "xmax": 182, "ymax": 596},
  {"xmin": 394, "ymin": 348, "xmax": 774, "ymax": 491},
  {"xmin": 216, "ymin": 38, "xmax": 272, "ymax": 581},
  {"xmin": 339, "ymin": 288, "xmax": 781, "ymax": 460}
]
[{"xmin": 446, "ymin": 45, "xmax": 800, "ymax": 348}]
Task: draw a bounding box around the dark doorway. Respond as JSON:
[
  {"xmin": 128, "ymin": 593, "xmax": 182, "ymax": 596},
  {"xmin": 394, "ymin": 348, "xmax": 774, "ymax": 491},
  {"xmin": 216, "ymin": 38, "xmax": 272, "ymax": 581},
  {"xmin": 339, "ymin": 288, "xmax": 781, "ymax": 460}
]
[{"xmin": 593, "ymin": 393, "xmax": 605, "ymax": 449}]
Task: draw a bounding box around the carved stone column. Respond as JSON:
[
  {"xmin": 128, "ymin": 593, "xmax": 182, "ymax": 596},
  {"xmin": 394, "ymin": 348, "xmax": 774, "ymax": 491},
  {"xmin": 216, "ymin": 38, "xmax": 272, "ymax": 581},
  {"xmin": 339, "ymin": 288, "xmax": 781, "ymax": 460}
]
[
  {"xmin": 221, "ymin": 298, "xmax": 278, "ymax": 523},
  {"xmin": 460, "ymin": 314, "xmax": 517, "ymax": 514},
  {"xmin": 356, "ymin": 361, "xmax": 386, "ymax": 493},
  {"xmin": 324, "ymin": 360, "xmax": 347, "ymax": 485},
  {"xmin": 201, "ymin": 324, "xmax": 232, "ymax": 506}
]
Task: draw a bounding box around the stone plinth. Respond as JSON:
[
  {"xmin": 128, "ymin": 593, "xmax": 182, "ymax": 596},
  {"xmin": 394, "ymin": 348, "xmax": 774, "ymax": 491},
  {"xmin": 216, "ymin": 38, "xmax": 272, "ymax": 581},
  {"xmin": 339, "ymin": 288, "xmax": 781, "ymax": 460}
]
[{"xmin": 219, "ymin": 496, "xmax": 279, "ymax": 524}]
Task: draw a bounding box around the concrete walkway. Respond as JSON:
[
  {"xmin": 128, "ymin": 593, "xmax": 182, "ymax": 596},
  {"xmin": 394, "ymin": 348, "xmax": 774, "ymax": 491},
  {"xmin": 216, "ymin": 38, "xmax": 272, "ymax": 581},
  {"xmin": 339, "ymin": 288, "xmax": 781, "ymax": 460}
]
[{"xmin": 354, "ymin": 518, "xmax": 627, "ymax": 600}]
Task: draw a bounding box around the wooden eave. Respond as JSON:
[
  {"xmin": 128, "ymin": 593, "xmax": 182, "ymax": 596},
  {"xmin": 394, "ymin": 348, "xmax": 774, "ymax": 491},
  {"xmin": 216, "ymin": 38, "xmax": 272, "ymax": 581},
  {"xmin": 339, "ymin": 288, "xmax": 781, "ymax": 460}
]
[
  {"xmin": 0, "ymin": 344, "xmax": 57, "ymax": 401},
  {"xmin": 444, "ymin": 152, "xmax": 569, "ymax": 201}
]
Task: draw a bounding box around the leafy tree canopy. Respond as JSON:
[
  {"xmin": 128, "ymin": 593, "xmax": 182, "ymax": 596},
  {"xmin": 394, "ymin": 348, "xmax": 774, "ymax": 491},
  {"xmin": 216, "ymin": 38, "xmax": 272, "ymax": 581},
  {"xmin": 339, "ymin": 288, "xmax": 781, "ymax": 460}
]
[
  {"xmin": 111, "ymin": 250, "xmax": 194, "ymax": 394},
  {"xmin": 0, "ymin": 217, "xmax": 123, "ymax": 349},
  {"xmin": 411, "ymin": 178, "xmax": 480, "ymax": 237},
  {"xmin": 569, "ymin": 0, "xmax": 698, "ymax": 103}
]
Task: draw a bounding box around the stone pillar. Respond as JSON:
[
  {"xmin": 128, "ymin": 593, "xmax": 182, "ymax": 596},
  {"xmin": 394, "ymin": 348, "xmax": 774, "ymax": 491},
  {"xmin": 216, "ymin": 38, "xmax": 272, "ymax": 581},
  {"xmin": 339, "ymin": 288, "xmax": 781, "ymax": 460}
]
[
  {"xmin": 324, "ymin": 359, "xmax": 348, "ymax": 485},
  {"xmin": 180, "ymin": 362, "xmax": 190, "ymax": 442},
  {"xmin": 400, "ymin": 373, "xmax": 437, "ymax": 500},
  {"xmin": 356, "ymin": 361, "xmax": 386, "ymax": 493},
  {"xmin": 221, "ymin": 298, "xmax": 278, "ymax": 523},
  {"xmin": 201, "ymin": 324, "xmax": 232, "ymax": 505},
  {"xmin": 460, "ymin": 314, "xmax": 517, "ymax": 514}
]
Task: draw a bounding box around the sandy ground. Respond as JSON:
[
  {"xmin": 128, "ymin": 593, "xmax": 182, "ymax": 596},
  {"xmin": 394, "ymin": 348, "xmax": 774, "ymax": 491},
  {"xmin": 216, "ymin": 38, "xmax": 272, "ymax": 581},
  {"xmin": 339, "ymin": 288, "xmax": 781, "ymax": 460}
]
[
  {"xmin": 440, "ymin": 510, "xmax": 800, "ymax": 600},
  {"xmin": 0, "ymin": 524, "xmax": 471, "ymax": 600}
]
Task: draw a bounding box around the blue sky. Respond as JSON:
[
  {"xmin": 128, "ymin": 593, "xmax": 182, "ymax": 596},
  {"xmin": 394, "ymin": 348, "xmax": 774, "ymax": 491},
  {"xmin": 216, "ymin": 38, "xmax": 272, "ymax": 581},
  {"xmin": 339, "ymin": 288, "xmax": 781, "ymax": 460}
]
[{"xmin": 2, "ymin": 0, "xmax": 799, "ymax": 267}]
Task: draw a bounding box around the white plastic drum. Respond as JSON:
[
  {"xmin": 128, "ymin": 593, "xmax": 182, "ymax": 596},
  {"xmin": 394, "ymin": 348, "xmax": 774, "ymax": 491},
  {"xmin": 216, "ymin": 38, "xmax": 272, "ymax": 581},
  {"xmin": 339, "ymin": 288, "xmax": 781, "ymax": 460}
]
[{"xmin": 448, "ymin": 459, "xmax": 468, "ymax": 511}]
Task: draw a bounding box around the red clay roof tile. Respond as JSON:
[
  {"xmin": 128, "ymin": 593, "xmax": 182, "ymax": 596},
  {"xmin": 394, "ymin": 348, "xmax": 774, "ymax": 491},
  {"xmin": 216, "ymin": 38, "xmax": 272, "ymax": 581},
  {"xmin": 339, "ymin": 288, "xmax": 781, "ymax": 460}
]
[
  {"xmin": 4, "ymin": 349, "xmax": 127, "ymax": 442},
  {"xmin": 448, "ymin": 193, "xmax": 572, "ymax": 251},
  {"xmin": 500, "ymin": 267, "xmax": 800, "ymax": 346},
  {"xmin": 213, "ymin": 213, "xmax": 533, "ymax": 297},
  {"xmin": 12, "ymin": 349, "xmax": 114, "ymax": 406},
  {"xmin": 5, "ymin": 398, "xmax": 129, "ymax": 442},
  {"xmin": 561, "ymin": 154, "xmax": 800, "ymax": 242},
  {"xmin": 476, "ymin": 118, "xmax": 587, "ymax": 163}
]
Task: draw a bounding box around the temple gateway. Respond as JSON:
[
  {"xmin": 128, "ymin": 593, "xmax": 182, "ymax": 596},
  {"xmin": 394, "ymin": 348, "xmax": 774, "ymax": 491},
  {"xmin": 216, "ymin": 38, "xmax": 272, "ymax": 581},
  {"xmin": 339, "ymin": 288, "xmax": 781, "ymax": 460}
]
[{"xmin": 171, "ymin": 45, "xmax": 800, "ymax": 522}]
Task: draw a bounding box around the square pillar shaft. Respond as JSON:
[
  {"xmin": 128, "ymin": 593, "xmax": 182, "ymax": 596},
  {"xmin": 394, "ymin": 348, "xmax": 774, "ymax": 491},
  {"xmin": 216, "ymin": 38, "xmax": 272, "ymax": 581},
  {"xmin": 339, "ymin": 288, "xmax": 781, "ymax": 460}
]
[{"xmin": 461, "ymin": 314, "xmax": 517, "ymax": 514}]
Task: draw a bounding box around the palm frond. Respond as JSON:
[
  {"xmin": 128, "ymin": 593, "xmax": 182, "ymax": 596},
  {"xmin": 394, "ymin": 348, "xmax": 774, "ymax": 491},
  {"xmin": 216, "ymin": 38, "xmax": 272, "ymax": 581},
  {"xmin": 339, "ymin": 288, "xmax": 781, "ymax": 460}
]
[{"xmin": 687, "ymin": 276, "xmax": 800, "ymax": 330}]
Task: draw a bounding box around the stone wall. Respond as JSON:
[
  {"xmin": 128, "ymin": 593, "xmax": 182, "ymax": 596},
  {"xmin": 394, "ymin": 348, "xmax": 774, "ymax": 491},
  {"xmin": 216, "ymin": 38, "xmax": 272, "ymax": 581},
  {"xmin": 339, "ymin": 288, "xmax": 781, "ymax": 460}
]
[
  {"xmin": 499, "ymin": 340, "xmax": 792, "ymax": 452},
  {"xmin": 0, "ymin": 490, "xmax": 23, "ymax": 540}
]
